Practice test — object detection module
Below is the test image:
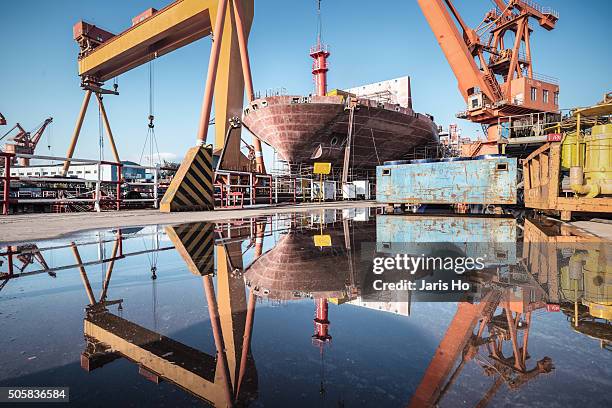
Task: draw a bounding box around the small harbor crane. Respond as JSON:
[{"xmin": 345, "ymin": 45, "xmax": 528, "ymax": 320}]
[{"xmin": 1, "ymin": 117, "xmax": 53, "ymax": 165}]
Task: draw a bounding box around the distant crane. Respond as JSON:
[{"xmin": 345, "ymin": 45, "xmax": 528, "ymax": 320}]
[
  {"xmin": 0, "ymin": 112, "xmax": 6, "ymax": 126},
  {"xmin": 417, "ymin": 0, "xmax": 560, "ymax": 156},
  {"xmin": 1, "ymin": 117, "xmax": 53, "ymax": 165}
]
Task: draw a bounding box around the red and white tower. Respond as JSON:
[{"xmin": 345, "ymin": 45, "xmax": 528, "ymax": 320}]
[
  {"xmin": 310, "ymin": 42, "xmax": 330, "ymax": 96},
  {"xmin": 312, "ymin": 298, "xmax": 332, "ymax": 345},
  {"xmin": 310, "ymin": 0, "xmax": 329, "ymax": 96}
]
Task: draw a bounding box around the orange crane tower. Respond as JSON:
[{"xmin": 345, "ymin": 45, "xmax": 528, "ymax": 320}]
[
  {"xmin": 417, "ymin": 0, "xmax": 560, "ymax": 156},
  {"xmin": 1, "ymin": 117, "xmax": 53, "ymax": 165}
]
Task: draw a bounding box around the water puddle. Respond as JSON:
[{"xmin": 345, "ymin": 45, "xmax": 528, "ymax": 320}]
[{"xmin": 1, "ymin": 207, "xmax": 610, "ymax": 407}]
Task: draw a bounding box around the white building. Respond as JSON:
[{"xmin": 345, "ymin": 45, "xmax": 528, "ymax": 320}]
[
  {"xmin": 345, "ymin": 76, "xmax": 412, "ymax": 109},
  {"xmin": 7, "ymin": 163, "xmax": 117, "ymax": 181}
]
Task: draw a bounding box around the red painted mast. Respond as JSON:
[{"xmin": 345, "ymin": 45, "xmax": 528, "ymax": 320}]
[
  {"xmin": 310, "ymin": 43, "xmax": 329, "ymax": 96},
  {"xmin": 310, "ymin": 0, "xmax": 329, "ymax": 96},
  {"xmin": 313, "ymin": 298, "xmax": 332, "ymax": 344}
]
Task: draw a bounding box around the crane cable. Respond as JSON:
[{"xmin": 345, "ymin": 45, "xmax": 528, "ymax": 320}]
[
  {"xmin": 139, "ymin": 59, "xmax": 162, "ymax": 167},
  {"xmin": 98, "ymin": 101, "xmax": 104, "ymax": 161}
]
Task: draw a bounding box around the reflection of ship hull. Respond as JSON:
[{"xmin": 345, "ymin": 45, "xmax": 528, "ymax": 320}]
[
  {"xmin": 244, "ymin": 231, "xmax": 350, "ymax": 300},
  {"xmin": 242, "ymin": 95, "xmax": 438, "ymax": 167},
  {"xmin": 244, "ymin": 222, "xmax": 375, "ymax": 300}
]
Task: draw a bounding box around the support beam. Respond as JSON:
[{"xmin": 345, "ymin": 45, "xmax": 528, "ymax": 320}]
[
  {"xmin": 95, "ymin": 94, "xmax": 121, "ymax": 164},
  {"xmin": 213, "ymin": 0, "xmax": 254, "ymax": 171},
  {"xmin": 232, "ymin": 0, "xmax": 265, "ymax": 173},
  {"xmin": 196, "ymin": 0, "xmax": 230, "ymax": 144},
  {"xmin": 203, "ymin": 274, "xmax": 235, "ymax": 407},
  {"xmin": 71, "ymin": 243, "xmax": 95, "ymax": 305},
  {"xmin": 62, "ymin": 90, "xmax": 92, "ymax": 175}
]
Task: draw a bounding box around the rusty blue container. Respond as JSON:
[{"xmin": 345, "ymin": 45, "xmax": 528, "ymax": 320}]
[
  {"xmin": 376, "ymin": 214, "xmax": 517, "ymax": 266},
  {"xmin": 376, "ymin": 157, "xmax": 517, "ymax": 205}
]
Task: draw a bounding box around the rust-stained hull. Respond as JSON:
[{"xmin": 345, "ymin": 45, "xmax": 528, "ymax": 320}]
[{"xmin": 241, "ymin": 95, "xmax": 438, "ymax": 167}]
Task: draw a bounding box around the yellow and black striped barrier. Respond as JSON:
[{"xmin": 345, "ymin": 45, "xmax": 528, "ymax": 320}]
[
  {"xmin": 165, "ymin": 222, "xmax": 215, "ymax": 276},
  {"xmin": 160, "ymin": 145, "xmax": 214, "ymax": 212}
]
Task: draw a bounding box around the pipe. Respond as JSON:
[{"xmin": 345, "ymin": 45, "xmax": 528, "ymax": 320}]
[
  {"xmin": 196, "ymin": 0, "xmax": 229, "ymax": 145},
  {"xmin": 232, "ymin": 0, "xmax": 265, "ymax": 173},
  {"xmin": 2, "ymin": 155, "xmax": 10, "ymax": 215},
  {"xmin": 62, "ymin": 90, "xmax": 92, "ymax": 175},
  {"xmin": 575, "ymin": 113, "xmax": 581, "ymax": 167},
  {"xmin": 570, "ymin": 166, "xmax": 601, "ymax": 198}
]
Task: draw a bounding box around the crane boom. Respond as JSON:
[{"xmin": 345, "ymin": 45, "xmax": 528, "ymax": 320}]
[
  {"xmin": 417, "ymin": 0, "xmax": 560, "ymax": 153},
  {"xmin": 417, "ymin": 0, "xmax": 497, "ymax": 102},
  {"xmin": 29, "ymin": 118, "xmax": 53, "ymax": 147}
]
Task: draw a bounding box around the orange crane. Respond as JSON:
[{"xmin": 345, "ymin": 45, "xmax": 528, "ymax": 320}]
[
  {"xmin": 417, "ymin": 0, "xmax": 560, "ymax": 156},
  {"xmin": 1, "ymin": 117, "xmax": 53, "ymax": 165},
  {"xmin": 409, "ymin": 289, "xmax": 553, "ymax": 408}
]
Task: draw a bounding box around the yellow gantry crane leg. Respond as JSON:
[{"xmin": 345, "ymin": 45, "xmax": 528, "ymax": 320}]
[{"xmin": 63, "ymin": 0, "xmax": 258, "ymax": 209}]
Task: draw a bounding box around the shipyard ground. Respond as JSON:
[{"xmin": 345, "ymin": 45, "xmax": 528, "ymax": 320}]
[{"xmin": 0, "ymin": 201, "xmax": 377, "ymax": 244}]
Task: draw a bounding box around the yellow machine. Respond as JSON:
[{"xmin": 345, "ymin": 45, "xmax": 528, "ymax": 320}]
[
  {"xmin": 523, "ymin": 92, "xmax": 612, "ymax": 220},
  {"xmin": 566, "ymin": 122, "xmax": 612, "ymax": 198}
]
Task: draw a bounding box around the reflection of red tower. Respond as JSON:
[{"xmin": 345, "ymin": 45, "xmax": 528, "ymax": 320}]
[
  {"xmin": 310, "ymin": 42, "xmax": 330, "ymax": 96},
  {"xmin": 312, "ymin": 298, "xmax": 332, "ymax": 344}
]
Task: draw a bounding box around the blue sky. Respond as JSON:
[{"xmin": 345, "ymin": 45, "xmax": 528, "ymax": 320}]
[{"xmin": 0, "ymin": 0, "xmax": 610, "ymax": 166}]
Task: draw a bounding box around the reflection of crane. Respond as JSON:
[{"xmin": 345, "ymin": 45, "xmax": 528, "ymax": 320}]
[
  {"xmin": 417, "ymin": 0, "xmax": 560, "ymax": 156},
  {"xmin": 409, "ymin": 289, "xmax": 553, "ymax": 408},
  {"xmin": 0, "ymin": 244, "xmax": 53, "ymax": 293},
  {"xmin": 1, "ymin": 117, "xmax": 53, "ymax": 165},
  {"xmin": 75, "ymin": 220, "xmax": 264, "ymax": 406}
]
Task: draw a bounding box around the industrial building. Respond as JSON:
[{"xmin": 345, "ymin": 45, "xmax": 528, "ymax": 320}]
[{"xmin": 6, "ymin": 160, "xmax": 147, "ymax": 182}]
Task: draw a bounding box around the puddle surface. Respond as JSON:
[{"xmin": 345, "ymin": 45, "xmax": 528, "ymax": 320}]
[{"xmin": 1, "ymin": 208, "xmax": 610, "ymax": 407}]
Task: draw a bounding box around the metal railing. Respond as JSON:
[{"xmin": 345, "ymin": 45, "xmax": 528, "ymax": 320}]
[
  {"xmin": 0, "ymin": 152, "xmax": 176, "ymax": 215},
  {"xmin": 517, "ymin": 0, "xmax": 559, "ymax": 18},
  {"xmin": 530, "ymin": 72, "xmax": 559, "ymax": 85}
]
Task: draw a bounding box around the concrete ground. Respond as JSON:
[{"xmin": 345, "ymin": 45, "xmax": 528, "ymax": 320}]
[{"xmin": 0, "ymin": 201, "xmax": 378, "ymax": 244}]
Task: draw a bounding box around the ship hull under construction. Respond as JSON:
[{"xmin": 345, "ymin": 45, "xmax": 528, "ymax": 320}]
[{"xmin": 241, "ymin": 95, "xmax": 438, "ymax": 167}]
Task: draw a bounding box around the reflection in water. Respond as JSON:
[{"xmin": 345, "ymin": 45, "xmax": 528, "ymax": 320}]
[
  {"xmin": 80, "ymin": 223, "xmax": 259, "ymax": 407},
  {"xmin": 523, "ymin": 217, "xmax": 612, "ymax": 349},
  {"xmin": 0, "ymin": 209, "xmax": 610, "ymax": 407}
]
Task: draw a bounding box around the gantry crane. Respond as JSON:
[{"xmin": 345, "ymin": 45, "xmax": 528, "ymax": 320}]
[
  {"xmin": 417, "ymin": 0, "xmax": 560, "ymax": 156},
  {"xmin": 63, "ymin": 0, "xmax": 263, "ymax": 176},
  {"xmin": 1, "ymin": 117, "xmax": 53, "ymax": 165}
]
